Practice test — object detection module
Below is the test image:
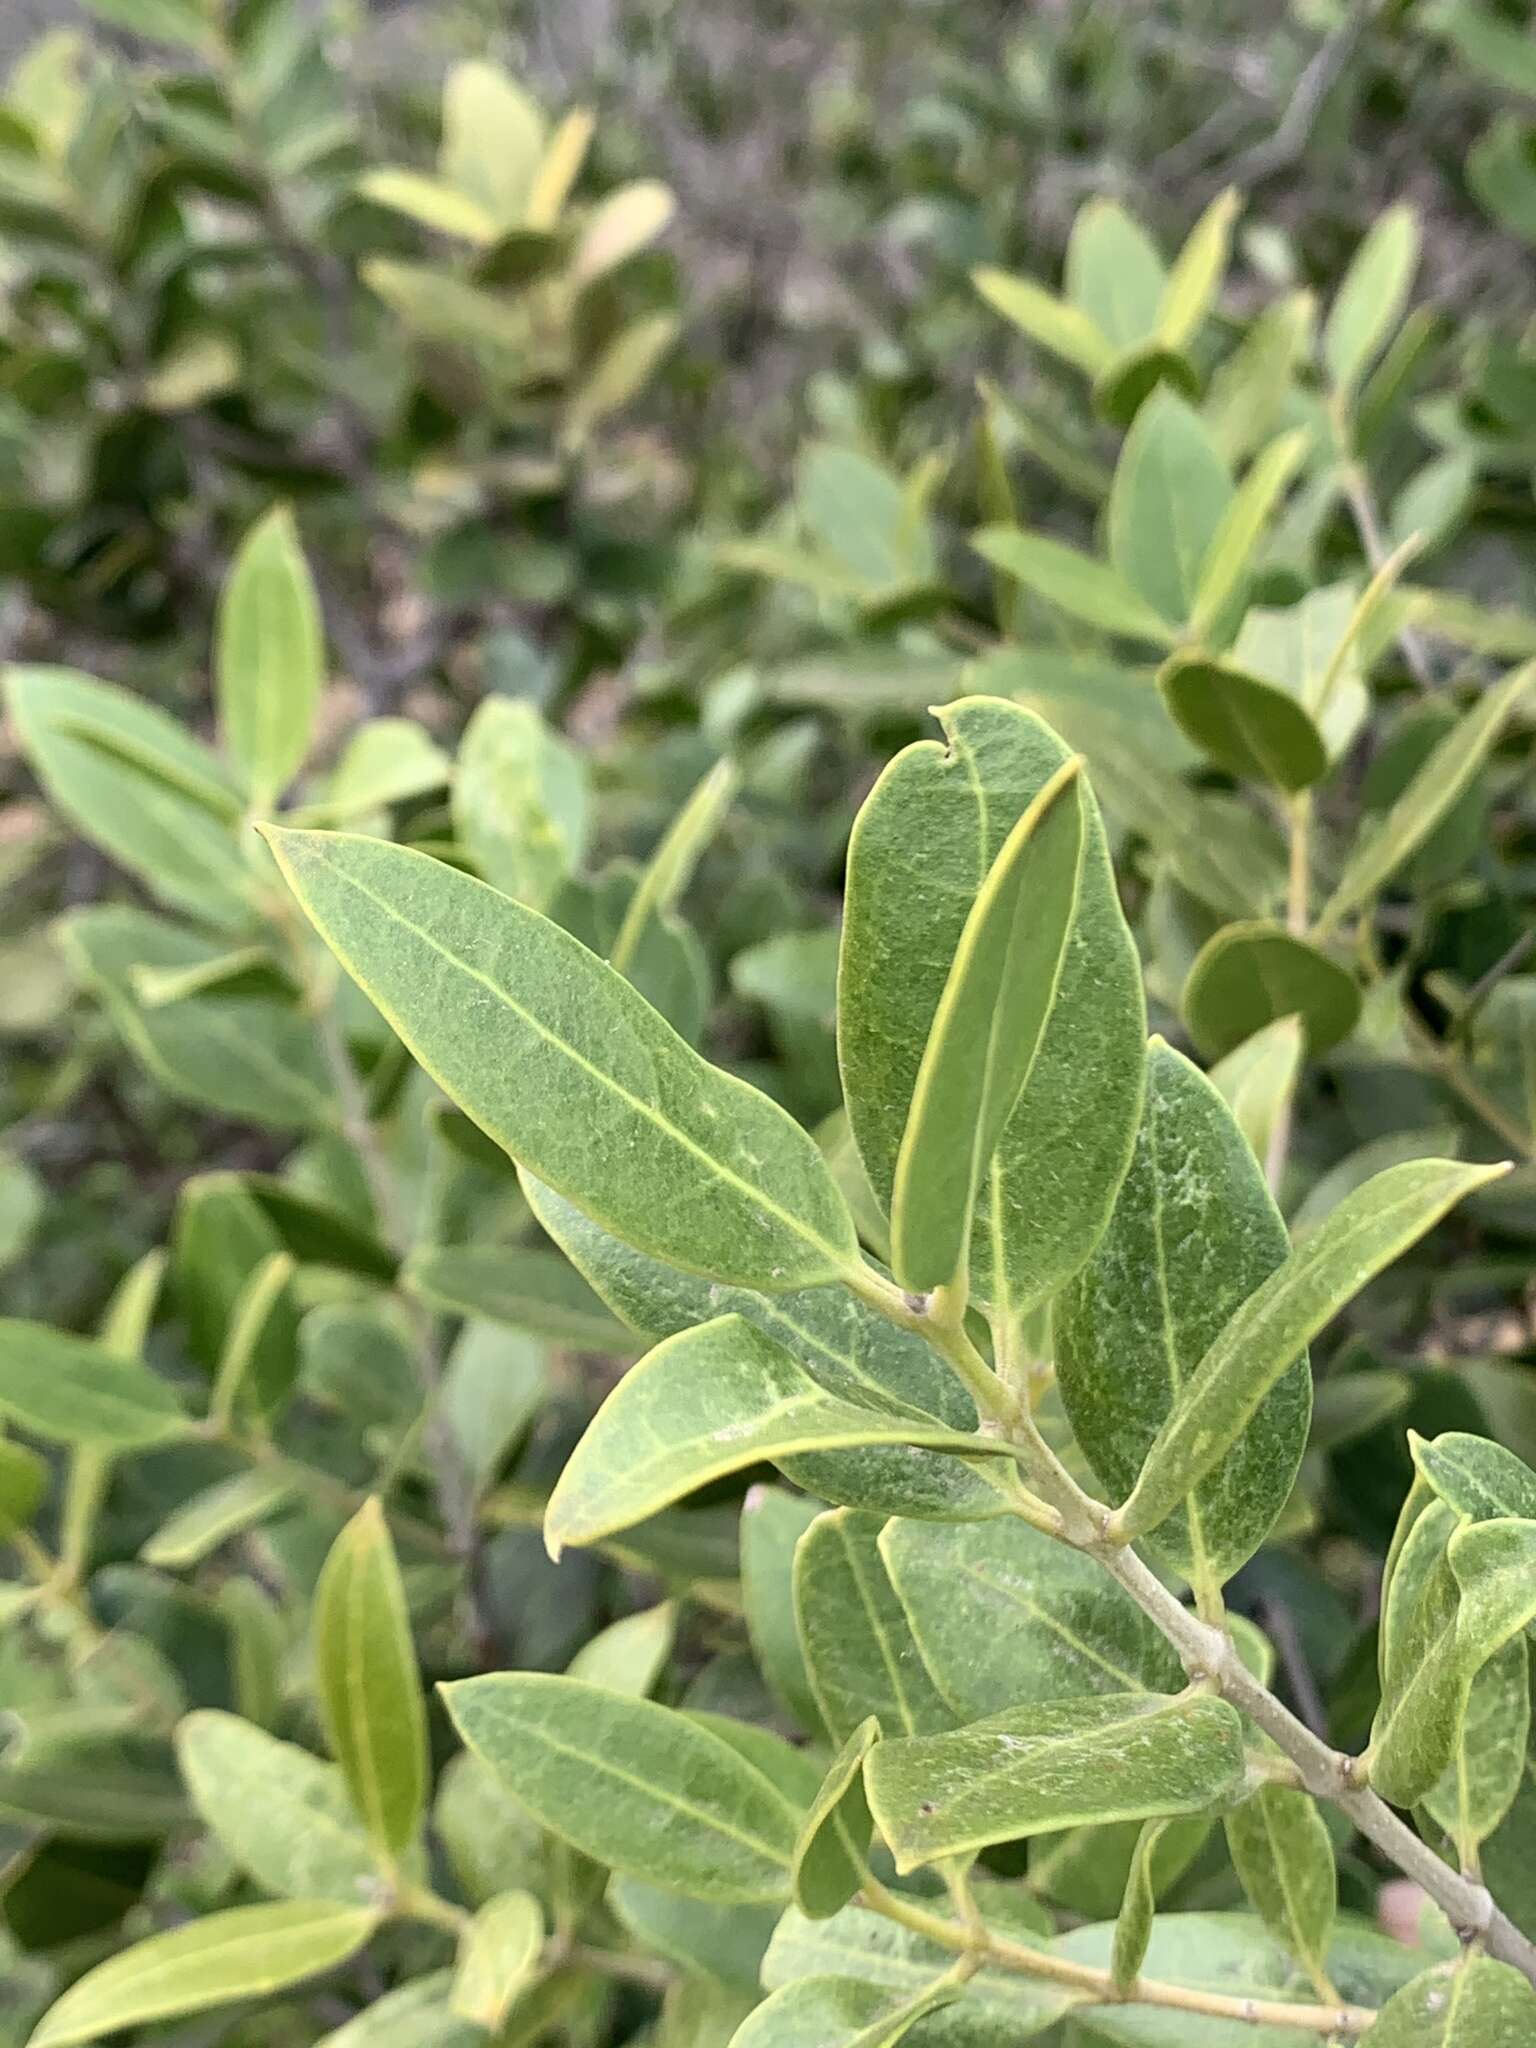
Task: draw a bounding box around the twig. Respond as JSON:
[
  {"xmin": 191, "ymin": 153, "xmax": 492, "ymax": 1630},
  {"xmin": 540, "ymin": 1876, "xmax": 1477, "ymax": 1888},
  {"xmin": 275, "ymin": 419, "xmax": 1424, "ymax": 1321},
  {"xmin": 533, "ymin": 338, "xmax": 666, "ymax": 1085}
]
[
  {"xmin": 1339, "ymin": 463, "xmax": 1437, "ymax": 693},
  {"xmin": 1225, "ymin": 3, "xmax": 1373, "ymax": 189}
]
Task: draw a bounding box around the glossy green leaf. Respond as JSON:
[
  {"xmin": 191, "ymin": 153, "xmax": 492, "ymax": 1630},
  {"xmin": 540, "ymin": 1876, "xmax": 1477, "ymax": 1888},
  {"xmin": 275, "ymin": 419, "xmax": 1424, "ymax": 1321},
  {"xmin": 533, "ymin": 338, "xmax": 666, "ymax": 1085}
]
[
  {"xmin": 1223, "ymin": 1785, "xmax": 1336, "ymax": 1992},
  {"xmin": 972, "ymin": 265, "xmax": 1113, "ymax": 374},
  {"xmin": 793, "ymin": 1716, "xmax": 878, "ymax": 1921},
  {"xmin": 0, "ymin": 1320, "xmax": 187, "ymax": 1448},
  {"xmin": 263, "ymin": 828, "xmax": 858, "ymax": 1292},
  {"xmin": 1413, "ymin": 1431, "xmax": 1536, "ymax": 1523},
  {"xmin": 1188, "ymin": 429, "xmax": 1311, "ymax": 639},
  {"xmin": 970, "ymin": 530, "xmax": 1177, "ymax": 645},
  {"xmin": 313, "ymin": 1499, "xmax": 428, "ymax": 1858},
  {"xmin": 442, "ymin": 1674, "xmax": 802, "ymax": 1902},
  {"xmin": 1159, "ymin": 657, "xmax": 1328, "ymax": 791},
  {"xmin": 1108, "ymin": 391, "xmax": 1233, "ymax": 626},
  {"xmin": 1323, "ymin": 205, "xmax": 1420, "ymax": 396},
  {"xmin": 28, "ymin": 1900, "xmax": 379, "ymax": 2048},
  {"xmin": 403, "ymin": 1244, "xmax": 630, "ymax": 1352},
  {"xmin": 1370, "ymin": 1498, "xmax": 1465, "ymax": 1807},
  {"xmin": 795, "ymin": 1509, "xmax": 952, "ymax": 1744},
  {"xmin": 175, "ymin": 1711, "xmax": 379, "ymax": 1903},
  {"xmin": 1057, "ymin": 1040, "xmax": 1308, "ymax": 1594},
  {"xmin": 543, "ymin": 1315, "xmax": 1002, "ymax": 1557},
  {"xmin": 1316, "ymin": 663, "xmax": 1533, "ymax": 936},
  {"xmin": 141, "ymin": 1467, "xmax": 294, "ymax": 1566},
  {"xmin": 890, "ymin": 756, "xmax": 1085, "ymax": 1292},
  {"xmin": 1155, "ymin": 187, "xmax": 1240, "ymax": 351},
  {"xmin": 524, "ymin": 1175, "xmax": 1002, "ymax": 1522},
  {"xmin": 840, "ymin": 697, "xmax": 1145, "ymax": 1324},
  {"xmin": 1209, "ymin": 1014, "xmax": 1304, "ymax": 1164},
  {"xmin": 878, "ymin": 1515, "xmax": 1181, "ymax": 1719},
  {"xmin": 1423, "ymin": 1635, "xmax": 1530, "ymax": 1862},
  {"xmin": 1110, "ymin": 1819, "xmax": 1169, "ymax": 1992},
  {"xmin": 216, "ymin": 506, "xmax": 324, "ymax": 806},
  {"xmin": 863, "ymin": 1692, "xmax": 1244, "ymax": 1871},
  {"xmin": 1118, "ymin": 1156, "xmax": 1507, "ymax": 1550},
  {"xmin": 452, "ymin": 697, "xmax": 589, "ymax": 912},
  {"xmin": 1066, "ymin": 199, "xmax": 1166, "ymax": 350},
  {"xmin": 742, "ymin": 1486, "xmax": 827, "ymax": 1736},
  {"xmin": 730, "ymin": 1976, "xmax": 960, "ymax": 2048},
  {"xmin": 450, "ymin": 1891, "xmax": 544, "ymax": 2030},
  {"xmin": 1365, "ymin": 1956, "xmax": 1536, "ymax": 2046},
  {"xmin": 1183, "ymin": 922, "xmax": 1361, "ymax": 1060},
  {"xmin": 6, "ymin": 667, "xmax": 249, "ymax": 926},
  {"xmin": 762, "ymin": 1900, "xmax": 1068, "ymax": 2040}
]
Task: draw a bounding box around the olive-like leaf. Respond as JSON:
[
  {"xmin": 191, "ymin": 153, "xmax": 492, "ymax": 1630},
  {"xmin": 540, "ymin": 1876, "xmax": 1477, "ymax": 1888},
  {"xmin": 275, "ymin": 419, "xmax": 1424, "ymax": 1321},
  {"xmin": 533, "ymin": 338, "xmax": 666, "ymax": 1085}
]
[
  {"xmin": 1107, "ymin": 391, "xmax": 1232, "ymax": 626},
  {"xmin": 792, "ymin": 1716, "xmax": 879, "ymax": 1920},
  {"xmin": 450, "ymin": 1891, "xmax": 544, "ymax": 2030},
  {"xmin": 1365, "ymin": 1956, "xmax": 1536, "ymax": 2046},
  {"xmin": 313, "ymin": 1499, "xmax": 428, "ymax": 1858},
  {"xmin": 1057, "ymin": 1040, "xmax": 1308, "ymax": 1595},
  {"xmin": 0, "ymin": 1320, "xmax": 188, "ymax": 1449},
  {"xmin": 1159, "ymin": 656, "xmax": 1328, "ymax": 791},
  {"xmin": 1110, "ymin": 1819, "xmax": 1169, "ymax": 1992},
  {"xmin": 1412, "ymin": 1431, "xmax": 1536, "ymax": 1524},
  {"xmin": 1182, "ymin": 922, "xmax": 1360, "ymax": 1061},
  {"xmin": 1223, "ymin": 1785, "xmax": 1336, "ymax": 1993},
  {"xmin": 969, "ymin": 531, "xmax": 1177, "ymax": 645},
  {"xmin": 215, "ymin": 506, "xmax": 324, "ymax": 806},
  {"xmin": 27, "ymin": 1901, "xmax": 379, "ymax": 2048},
  {"xmin": 972, "ymin": 266, "xmax": 1113, "ymax": 375},
  {"xmin": 795, "ymin": 1509, "xmax": 952, "ymax": 1744},
  {"xmin": 1117, "ymin": 1157, "xmax": 1505, "ymax": 1550},
  {"xmin": 262, "ymin": 828, "xmax": 857, "ymax": 1292},
  {"xmin": 1323, "ymin": 204, "xmax": 1420, "ymax": 396},
  {"xmin": 890, "ymin": 755, "xmax": 1085, "ymax": 1293},
  {"xmin": 442, "ymin": 1674, "xmax": 802, "ymax": 1902},
  {"xmin": 403, "ymin": 1244, "xmax": 631, "ymax": 1353},
  {"xmin": 1155, "ymin": 187, "xmax": 1240, "ymax": 352},
  {"xmin": 863, "ymin": 1692, "xmax": 1245, "ymax": 1872}
]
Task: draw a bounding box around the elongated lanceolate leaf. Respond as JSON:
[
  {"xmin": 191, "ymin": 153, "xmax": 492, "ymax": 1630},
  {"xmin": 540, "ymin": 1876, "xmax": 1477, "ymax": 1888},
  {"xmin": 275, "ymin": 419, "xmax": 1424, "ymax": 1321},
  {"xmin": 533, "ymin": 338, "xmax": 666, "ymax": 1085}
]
[
  {"xmin": 890, "ymin": 756, "xmax": 1085, "ymax": 1292},
  {"xmin": 263, "ymin": 828, "xmax": 857, "ymax": 1292},
  {"xmin": 973, "ymin": 266, "xmax": 1113, "ymax": 373},
  {"xmin": 1323, "ymin": 205, "xmax": 1420, "ymax": 395},
  {"xmin": 0, "ymin": 1321, "xmax": 187, "ymax": 1448},
  {"xmin": 1365, "ymin": 1956, "xmax": 1536, "ymax": 2046},
  {"xmin": 1116, "ymin": 1157, "xmax": 1505, "ymax": 1547},
  {"xmin": 543, "ymin": 1315, "xmax": 1004, "ymax": 1558},
  {"xmin": 793, "ymin": 1716, "xmax": 879, "ymax": 1919},
  {"xmin": 450, "ymin": 1891, "xmax": 544, "ymax": 2030},
  {"xmin": 442, "ymin": 1674, "xmax": 803, "ymax": 1902},
  {"xmin": 969, "ymin": 531, "xmax": 1177, "ymax": 645},
  {"xmin": 863, "ymin": 1692, "xmax": 1244, "ymax": 1871},
  {"xmin": 1107, "ymin": 391, "xmax": 1232, "ymax": 627},
  {"xmin": 795, "ymin": 1510, "xmax": 952, "ymax": 1745},
  {"xmin": 216, "ymin": 506, "xmax": 324, "ymax": 805},
  {"xmin": 1223, "ymin": 1785, "xmax": 1336, "ymax": 1993}
]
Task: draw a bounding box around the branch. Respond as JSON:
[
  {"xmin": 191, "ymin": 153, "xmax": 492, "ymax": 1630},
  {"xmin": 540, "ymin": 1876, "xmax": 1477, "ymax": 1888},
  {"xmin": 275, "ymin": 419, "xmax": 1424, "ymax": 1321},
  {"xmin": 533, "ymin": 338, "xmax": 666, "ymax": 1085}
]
[{"xmin": 1225, "ymin": 3, "xmax": 1374, "ymax": 189}]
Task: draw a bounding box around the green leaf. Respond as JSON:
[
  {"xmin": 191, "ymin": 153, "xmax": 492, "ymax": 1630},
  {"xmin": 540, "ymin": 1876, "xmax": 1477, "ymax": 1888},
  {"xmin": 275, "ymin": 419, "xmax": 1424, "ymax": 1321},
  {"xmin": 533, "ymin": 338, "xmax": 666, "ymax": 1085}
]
[
  {"xmin": 357, "ymin": 166, "xmax": 501, "ymax": 242},
  {"xmin": 141, "ymin": 1467, "xmax": 293, "ymax": 1567},
  {"xmin": 1209, "ymin": 1014, "xmax": 1304, "ymax": 1164},
  {"xmin": 439, "ymin": 60, "xmax": 545, "ymax": 225},
  {"xmin": 452, "ymin": 698, "xmax": 589, "ymax": 913},
  {"xmin": 313, "ymin": 1499, "xmax": 428, "ymax": 1858},
  {"xmin": 262, "ymin": 828, "xmax": 858, "ymax": 1292},
  {"xmin": 608, "ymin": 1877, "xmax": 775, "ymax": 1992},
  {"xmin": 610, "ymin": 757, "xmax": 739, "ymax": 978},
  {"xmin": 793, "ymin": 1717, "xmax": 878, "ymax": 1921},
  {"xmin": 0, "ymin": 1321, "xmax": 187, "ymax": 1448},
  {"xmin": 1413, "ymin": 1432, "xmax": 1536, "ymax": 1523},
  {"xmin": 565, "ymin": 1601, "xmax": 676, "ymax": 1697},
  {"xmin": 1366, "ymin": 1956, "xmax": 1536, "ymax": 2046},
  {"xmin": 1108, "ymin": 391, "xmax": 1233, "ymax": 627},
  {"xmin": 442, "ymin": 1322, "xmax": 548, "ymax": 1492},
  {"xmin": 1110, "ymin": 1819, "xmax": 1169, "ymax": 1992},
  {"xmin": 1188, "ymin": 429, "xmax": 1311, "ymax": 639},
  {"xmin": 1057, "ymin": 1040, "xmax": 1308, "ymax": 1594},
  {"xmin": 1370, "ymin": 1499, "xmax": 1465, "ymax": 1807},
  {"xmin": 970, "ymin": 530, "xmax": 1177, "ymax": 645},
  {"xmin": 1182, "ymin": 921, "xmax": 1361, "ymax": 1060},
  {"xmin": 175, "ymin": 1711, "xmax": 379, "ymax": 1903},
  {"xmin": 523, "ymin": 1174, "xmax": 1003, "ymax": 1523},
  {"xmin": 1066, "ymin": 198, "xmax": 1166, "ymax": 350},
  {"xmin": 840, "ymin": 697, "xmax": 1146, "ymax": 1323},
  {"xmin": 441, "ymin": 1674, "xmax": 803, "ymax": 1902},
  {"xmin": 890, "ymin": 756, "xmax": 1085, "ymax": 1293},
  {"xmin": 27, "ymin": 1899, "xmax": 379, "ymax": 2048},
  {"xmin": 864, "ymin": 1693, "xmax": 1244, "ymax": 1872},
  {"xmin": 1323, "ymin": 204, "xmax": 1421, "ymax": 397},
  {"xmin": 878, "ymin": 1516, "xmax": 1182, "ymax": 1721},
  {"xmin": 1316, "ymin": 663, "xmax": 1533, "ymax": 937},
  {"xmin": 795, "ymin": 1509, "xmax": 952, "ymax": 1745},
  {"xmin": 5, "ymin": 668, "xmax": 249, "ymax": 926},
  {"xmin": 1423, "ymin": 1635, "xmax": 1530, "ymax": 1863},
  {"xmin": 1159, "ymin": 657, "xmax": 1328, "ymax": 791},
  {"xmin": 571, "ymin": 178, "xmax": 676, "ymax": 286},
  {"xmin": 1117, "ymin": 1157, "xmax": 1507, "ymax": 1550},
  {"xmin": 1205, "ymin": 291, "xmax": 1316, "ymax": 463},
  {"xmin": 742, "ymin": 1487, "xmax": 827, "ymax": 1737},
  {"xmin": 216, "ymin": 506, "xmax": 324, "ymax": 806},
  {"xmin": 78, "ymin": 0, "xmax": 215, "ymax": 47},
  {"xmin": 1223, "ymin": 1785, "xmax": 1336, "ymax": 1993},
  {"xmin": 450, "ymin": 1891, "xmax": 544, "ymax": 2030},
  {"xmin": 1093, "ymin": 342, "xmax": 1201, "ymax": 428},
  {"xmin": 730, "ymin": 1977, "xmax": 960, "ymax": 2048},
  {"xmin": 972, "ymin": 266, "xmax": 1113, "ymax": 375},
  {"xmin": 1155, "ymin": 187, "xmax": 1240, "ymax": 351},
  {"xmin": 310, "ymin": 1972, "xmax": 477, "ymax": 2048},
  {"xmin": 302, "ymin": 717, "xmax": 451, "ymax": 824},
  {"xmin": 542, "ymin": 1314, "xmax": 1003, "ymax": 1558},
  {"xmin": 403, "ymin": 1244, "xmax": 630, "ymax": 1353},
  {"xmin": 796, "ymin": 445, "xmax": 934, "ymax": 594},
  {"xmin": 762, "ymin": 1900, "xmax": 1068, "ymax": 2040}
]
